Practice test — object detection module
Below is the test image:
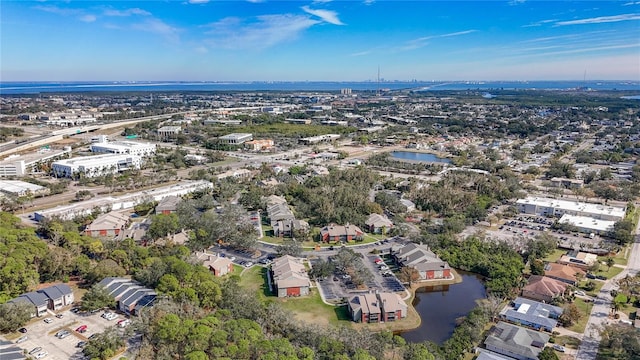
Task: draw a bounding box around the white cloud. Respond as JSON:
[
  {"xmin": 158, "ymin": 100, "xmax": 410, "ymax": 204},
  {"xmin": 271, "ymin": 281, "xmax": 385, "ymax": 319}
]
[
  {"xmin": 555, "ymin": 13, "xmax": 640, "ymax": 26},
  {"xmin": 204, "ymin": 14, "xmax": 319, "ymax": 49},
  {"xmin": 522, "ymin": 19, "xmax": 557, "ymax": 27},
  {"xmin": 246, "ymin": 0, "xmax": 265, "ymax": 3},
  {"xmin": 103, "ymin": 8, "xmax": 151, "ymax": 17},
  {"xmin": 188, "ymin": 0, "xmax": 210, "ymax": 4},
  {"xmin": 623, "ymin": 2, "xmax": 640, "ymax": 6},
  {"xmin": 195, "ymin": 46, "xmax": 208, "ymax": 54},
  {"xmin": 301, "ymin": 6, "xmax": 344, "ymax": 25},
  {"xmin": 508, "ymin": 0, "xmax": 526, "ymax": 5},
  {"xmin": 80, "ymin": 14, "xmax": 97, "ymax": 22},
  {"xmin": 401, "ymin": 30, "xmax": 477, "ymax": 51},
  {"xmin": 34, "ymin": 5, "xmax": 97, "ymax": 23},
  {"xmin": 350, "ymin": 50, "xmax": 372, "ymax": 57},
  {"xmin": 132, "ymin": 18, "xmax": 180, "ymax": 42},
  {"xmin": 363, "ymin": 0, "xmax": 375, "ymax": 5}
]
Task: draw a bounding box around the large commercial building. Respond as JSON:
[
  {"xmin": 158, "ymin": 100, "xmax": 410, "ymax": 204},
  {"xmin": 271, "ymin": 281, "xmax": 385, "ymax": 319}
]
[
  {"xmin": 516, "ymin": 197, "xmax": 625, "ymax": 221},
  {"xmin": 218, "ymin": 133, "xmax": 253, "ymax": 145},
  {"xmin": 52, "ymin": 154, "xmax": 142, "ymax": 178},
  {"xmin": 0, "ymin": 180, "xmax": 49, "ymax": 197},
  {"xmin": 558, "ymin": 214, "xmax": 616, "ymax": 235},
  {"xmin": 90, "ymin": 137, "xmax": 156, "ymax": 157},
  {"xmin": 0, "ymin": 147, "xmax": 72, "ymax": 177},
  {"xmin": 34, "ymin": 180, "xmax": 213, "ymax": 221}
]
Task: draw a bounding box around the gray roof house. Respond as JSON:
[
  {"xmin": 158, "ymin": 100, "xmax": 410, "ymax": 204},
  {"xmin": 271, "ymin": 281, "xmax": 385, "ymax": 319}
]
[
  {"xmin": 97, "ymin": 277, "xmax": 157, "ymax": 316},
  {"xmin": 484, "ymin": 321, "xmax": 550, "ymax": 360},
  {"xmin": 499, "ymin": 297, "xmax": 562, "ymax": 332},
  {"xmin": 365, "ymin": 213, "xmax": 393, "ymax": 234},
  {"xmin": 8, "ymin": 283, "xmax": 74, "ymax": 317},
  {"xmin": 155, "ymin": 195, "xmax": 181, "ymax": 214},
  {"xmin": 0, "ymin": 339, "xmax": 27, "ymax": 360},
  {"xmin": 393, "ymin": 243, "xmax": 451, "ymax": 280}
]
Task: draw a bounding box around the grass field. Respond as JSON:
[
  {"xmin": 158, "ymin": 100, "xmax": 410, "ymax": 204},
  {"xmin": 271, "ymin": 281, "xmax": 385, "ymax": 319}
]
[
  {"xmin": 555, "ymin": 335, "xmax": 582, "ymax": 349},
  {"xmin": 544, "ymin": 249, "xmax": 566, "ymax": 263},
  {"xmin": 593, "ymin": 265, "xmax": 623, "ymax": 280},
  {"xmin": 568, "ymin": 298, "xmax": 594, "ymax": 333}
]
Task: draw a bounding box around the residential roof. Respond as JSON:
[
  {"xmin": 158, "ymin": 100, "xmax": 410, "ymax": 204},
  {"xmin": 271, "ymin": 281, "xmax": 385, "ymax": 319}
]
[
  {"xmin": 377, "ymin": 292, "xmax": 406, "ymax": 313},
  {"xmin": 85, "ymin": 212, "xmax": 129, "ymax": 232},
  {"xmin": 365, "ymin": 213, "xmax": 393, "ymax": 228},
  {"xmin": 523, "ymin": 275, "xmax": 568, "ymax": 299},
  {"xmin": 272, "ymin": 255, "xmax": 310, "ymax": 288},
  {"xmin": 544, "ymin": 263, "xmax": 585, "ymax": 282},
  {"xmin": 121, "ymin": 289, "xmax": 156, "ymax": 307},
  {"xmin": 395, "ymin": 243, "xmax": 449, "ymax": 270},
  {"xmin": 500, "ymin": 297, "xmax": 562, "ymax": 330},
  {"xmin": 156, "ymin": 195, "xmax": 181, "ymax": 211},
  {"xmin": 320, "ymin": 223, "xmax": 363, "ymax": 238},
  {"xmin": 38, "ymin": 286, "xmax": 64, "ymax": 301},
  {"xmin": 198, "ymin": 252, "xmax": 233, "ymax": 272},
  {"xmin": 18, "ymin": 291, "xmax": 49, "ymax": 307},
  {"xmin": 475, "ymin": 350, "xmax": 516, "ymax": 360},
  {"xmin": 349, "ymin": 293, "xmax": 381, "ymax": 315},
  {"xmin": 484, "ymin": 321, "xmax": 549, "ymax": 359}
]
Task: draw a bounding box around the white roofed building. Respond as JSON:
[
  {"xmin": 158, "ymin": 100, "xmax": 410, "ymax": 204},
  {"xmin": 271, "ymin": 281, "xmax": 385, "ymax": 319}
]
[
  {"xmin": 90, "ymin": 138, "xmax": 156, "ymax": 157},
  {"xmin": 516, "ymin": 196, "xmax": 625, "ymax": 221},
  {"xmin": 558, "ymin": 214, "xmax": 616, "ymax": 235},
  {"xmin": 52, "ymin": 154, "xmax": 142, "ymax": 178},
  {"xmin": 218, "ymin": 133, "xmax": 253, "ymax": 145}
]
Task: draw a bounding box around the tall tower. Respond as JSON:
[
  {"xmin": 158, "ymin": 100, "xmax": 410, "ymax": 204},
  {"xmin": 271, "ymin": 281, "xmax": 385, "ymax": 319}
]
[{"xmin": 377, "ymin": 66, "xmax": 380, "ymax": 97}]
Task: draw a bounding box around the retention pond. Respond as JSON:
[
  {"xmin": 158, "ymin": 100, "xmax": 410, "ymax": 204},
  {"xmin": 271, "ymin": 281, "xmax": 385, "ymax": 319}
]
[{"xmin": 399, "ymin": 272, "xmax": 486, "ymax": 344}]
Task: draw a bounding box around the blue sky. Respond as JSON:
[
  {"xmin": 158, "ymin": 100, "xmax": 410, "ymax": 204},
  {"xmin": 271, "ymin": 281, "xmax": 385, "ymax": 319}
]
[{"xmin": 1, "ymin": 1, "xmax": 639, "ymax": 81}]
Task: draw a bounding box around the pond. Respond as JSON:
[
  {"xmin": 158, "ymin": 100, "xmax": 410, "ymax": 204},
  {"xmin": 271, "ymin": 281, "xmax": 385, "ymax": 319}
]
[
  {"xmin": 399, "ymin": 272, "xmax": 486, "ymax": 344},
  {"xmin": 391, "ymin": 151, "xmax": 452, "ymax": 164}
]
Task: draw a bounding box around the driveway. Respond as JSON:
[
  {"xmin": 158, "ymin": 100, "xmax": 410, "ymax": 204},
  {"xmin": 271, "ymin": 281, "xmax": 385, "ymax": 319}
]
[{"xmin": 11, "ymin": 308, "xmax": 118, "ymax": 360}]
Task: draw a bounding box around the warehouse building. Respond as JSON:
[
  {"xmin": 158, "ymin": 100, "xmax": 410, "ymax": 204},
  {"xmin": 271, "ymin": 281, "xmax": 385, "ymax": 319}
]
[
  {"xmin": 52, "ymin": 154, "xmax": 142, "ymax": 178},
  {"xmin": 90, "ymin": 136, "xmax": 156, "ymax": 157},
  {"xmin": 516, "ymin": 197, "xmax": 625, "ymax": 221},
  {"xmin": 33, "ymin": 180, "xmax": 213, "ymax": 221}
]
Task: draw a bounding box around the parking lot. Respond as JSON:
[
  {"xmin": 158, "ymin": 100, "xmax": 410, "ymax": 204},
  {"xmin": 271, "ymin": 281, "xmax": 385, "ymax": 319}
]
[
  {"xmin": 12, "ymin": 308, "xmax": 125, "ymax": 360},
  {"xmin": 313, "ymin": 238, "xmax": 408, "ymax": 302}
]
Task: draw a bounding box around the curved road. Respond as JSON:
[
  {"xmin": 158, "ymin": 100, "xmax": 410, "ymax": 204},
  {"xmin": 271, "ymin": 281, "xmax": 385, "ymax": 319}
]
[{"xmin": 575, "ymin": 219, "xmax": 640, "ymax": 360}]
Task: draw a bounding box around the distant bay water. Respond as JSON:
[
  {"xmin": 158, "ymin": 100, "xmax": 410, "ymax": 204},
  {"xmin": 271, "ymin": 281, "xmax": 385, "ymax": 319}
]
[{"xmin": 0, "ymin": 80, "xmax": 639, "ymax": 94}]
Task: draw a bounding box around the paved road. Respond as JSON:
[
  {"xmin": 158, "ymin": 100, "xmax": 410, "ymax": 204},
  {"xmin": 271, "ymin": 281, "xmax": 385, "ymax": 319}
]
[{"xmin": 575, "ymin": 219, "xmax": 640, "ymax": 360}]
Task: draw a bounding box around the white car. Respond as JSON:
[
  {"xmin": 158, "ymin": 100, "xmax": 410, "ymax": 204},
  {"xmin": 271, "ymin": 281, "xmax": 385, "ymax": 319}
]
[
  {"xmin": 105, "ymin": 313, "xmax": 118, "ymax": 321},
  {"xmin": 552, "ymin": 345, "xmax": 565, "ymax": 353},
  {"xmin": 35, "ymin": 351, "xmax": 48, "ymax": 359},
  {"xmin": 575, "ymin": 290, "xmax": 586, "ymax": 296},
  {"xmin": 16, "ymin": 335, "xmax": 28, "ymax": 343},
  {"xmin": 43, "ymin": 318, "xmax": 53, "ymax": 324}
]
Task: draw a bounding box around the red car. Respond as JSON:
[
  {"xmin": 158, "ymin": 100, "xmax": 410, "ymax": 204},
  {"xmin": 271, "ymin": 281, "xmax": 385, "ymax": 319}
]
[{"xmin": 75, "ymin": 325, "xmax": 88, "ymax": 333}]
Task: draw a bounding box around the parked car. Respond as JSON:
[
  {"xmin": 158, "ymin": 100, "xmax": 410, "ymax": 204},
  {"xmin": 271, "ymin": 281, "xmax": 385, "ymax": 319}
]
[
  {"xmin": 575, "ymin": 290, "xmax": 586, "ymax": 296},
  {"xmin": 76, "ymin": 341, "xmax": 87, "ymax": 348},
  {"xmin": 58, "ymin": 332, "xmax": 71, "ymax": 339},
  {"xmin": 43, "ymin": 318, "xmax": 53, "ymax": 324},
  {"xmin": 18, "ymin": 327, "xmax": 27, "ymax": 333},
  {"xmin": 117, "ymin": 319, "xmax": 131, "ymax": 328},
  {"xmin": 75, "ymin": 325, "xmax": 88, "ymax": 333},
  {"xmin": 55, "ymin": 314, "xmax": 63, "ymax": 318},
  {"xmin": 586, "ymin": 273, "xmax": 596, "ymax": 279},
  {"xmin": 35, "ymin": 351, "xmax": 48, "ymax": 359},
  {"xmin": 552, "ymin": 345, "xmax": 565, "ymax": 352},
  {"xmin": 28, "ymin": 347, "xmax": 43, "ymax": 355},
  {"xmin": 596, "ymin": 275, "xmax": 607, "ymax": 280},
  {"xmin": 244, "ymin": 261, "xmax": 254, "ymax": 267},
  {"xmin": 16, "ymin": 335, "xmax": 28, "ymax": 343}
]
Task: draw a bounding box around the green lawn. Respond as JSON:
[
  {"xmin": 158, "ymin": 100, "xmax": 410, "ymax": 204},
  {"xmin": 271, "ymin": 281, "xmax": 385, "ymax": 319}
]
[
  {"xmin": 598, "ymin": 250, "xmax": 628, "ymax": 266},
  {"xmin": 544, "ymin": 249, "xmax": 566, "ymax": 263},
  {"xmin": 239, "ymin": 266, "xmax": 272, "ymax": 299},
  {"xmin": 580, "ymin": 279, "xmax": 605, "ymax": 297},
  {"xmin": 555, "ymin": 335, "xmax": 582, "ymax": 349},
  {"xmin": 593, "ymin": 265, "xmax": 624, "ymax": 280},
  {"xmin": 568, "ymin": 298, "xmax": 594, "ymax": 333},
  {"xmin": 277, "ymin": 289, "xmax": 348, "ymax": 327},
  {"xmin": 596, "ymin": 339, "xmax": 631, "ymax": 360}
]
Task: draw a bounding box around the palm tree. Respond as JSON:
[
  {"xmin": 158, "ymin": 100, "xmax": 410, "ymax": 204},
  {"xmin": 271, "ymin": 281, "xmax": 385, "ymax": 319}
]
[{"xmin": 606, "ymin": 257, "xmax": 615, "ymax": 271}]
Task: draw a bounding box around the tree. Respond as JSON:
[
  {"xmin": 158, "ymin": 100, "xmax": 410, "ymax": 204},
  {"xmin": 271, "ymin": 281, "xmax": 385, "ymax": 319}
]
[
  {"xmin": 606, "ymin": 257, "xmax": 615, "ymax": 271},
  {"xmin": 276, "ymin": 239, "xmax": 303, "ymax": 257},
  {"xmin": 398, "ymin": 267, "xmax": 421, "ymax": 286},
  {"xmin": 83, "ymin": 327, "xmax": 125, "ymax": 360},
  {"xmin": 538, "ymin": 346, "xmax": 559, "ymax": 360},
  {"xmin": 81, "ymin": 284, "xmax": 116, "ymax": 311},
  {"xmin": 599, "ymin": 323, "xmax": 640, "ymax": 359},
  {"xmin": 559, "ymin": 303, "xmax": 582, "ymax": 326},
  {"xmin": 530, "ymin": 259, "xmax": 546, "ymax": 276},
  {"xmin": 147, "ymin": 213, "xmax": 180, "ymax": 241},
  {"xmin": 0, "ymin": 302, "xmax": 33, "ymax": 333}
]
